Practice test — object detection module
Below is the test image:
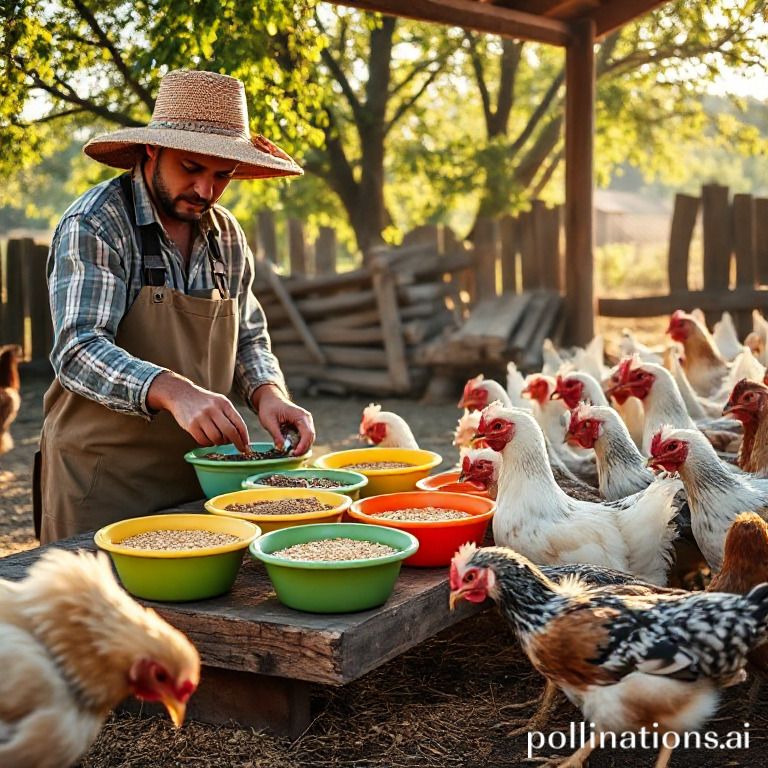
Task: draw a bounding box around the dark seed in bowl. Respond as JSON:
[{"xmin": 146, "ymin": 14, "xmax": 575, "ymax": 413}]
[
  {"xmin": 205, "ymin": 447, "xmax": 287, "ymax": 461},
  {"xmin": 272, "ymin": 538, "xmax": 398, "ymax": 561},
  {"xmin": 258, "ymin": 474, "xmax": 342, "ymax": 489},
  {"xmin": 224, "ymin": 498, "xmax": 333, "ymax": 516},
  {"xmin": 373, "ymin": 506, "xmax": 472, "ymax": 522},
  {"xmin": 342, "ymin": 461, "xmax": 414, "ymax": 470}
]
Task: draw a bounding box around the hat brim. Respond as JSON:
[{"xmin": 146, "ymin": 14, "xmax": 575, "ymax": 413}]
[{"xmin": 83, "ymin": 127, "xmax": 303, "ymax": 180}]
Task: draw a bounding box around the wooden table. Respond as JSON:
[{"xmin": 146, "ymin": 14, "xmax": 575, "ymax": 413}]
[{"xmin": 0, "ymin": 507, "xmax": 484, "ymax": 736}]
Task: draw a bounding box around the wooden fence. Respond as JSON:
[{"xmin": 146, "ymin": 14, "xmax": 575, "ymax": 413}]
[
  {"xmin": 0, "ymin": 238, "xmax": 53, "ymax": 363},
  {"xmin": 598, "ymin": 184, "xmax": 768, "ymax": 336},
  {"xmin": 0, "ymin": 201, "xmax": 564, "ymax": 391}
]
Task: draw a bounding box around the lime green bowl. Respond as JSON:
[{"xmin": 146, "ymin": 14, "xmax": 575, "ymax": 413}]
[
  {"xmin": 249, "ymin": 522, "xmax": 419, "ymax": 613},
  {"xmin": 184, "ymin": 442, "xmax": 311, "ymax": 497},
  {"xmin": 95, "ymin": 513, "xmax": 261, "ymax": 602},
  {"xmin": 242, "ymin": 468, "xmax": 369, "ymax": 500}
]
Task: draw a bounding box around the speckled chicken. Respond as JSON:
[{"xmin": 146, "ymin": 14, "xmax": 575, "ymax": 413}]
[{"xmin": 450, "ymin": 543, "xmax": 768, "ymax": 768}]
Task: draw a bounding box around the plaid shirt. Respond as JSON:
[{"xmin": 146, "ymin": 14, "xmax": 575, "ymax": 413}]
[{"xmin": 47, "ymin": 164, "xmax": 285, "ymax": 418}]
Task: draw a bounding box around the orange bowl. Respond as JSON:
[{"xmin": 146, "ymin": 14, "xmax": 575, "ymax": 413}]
[
  {"xmin": 348, "ymin": 491, "xmax": 495, "ymax": 567},
  {"xmin": 415, "ymin": 470, "xmax": 491, "ymax": 498}
]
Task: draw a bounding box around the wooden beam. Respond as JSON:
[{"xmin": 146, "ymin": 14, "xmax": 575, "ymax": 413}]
[
  {"xmin": 598, "ymin": 288, "xmax": 768, "ymax": 318},
  {"xmin": 563, "ymin": 17, "xmax": 595, "ymax": 345},
  {"xmin": 256, "ymin": 260, "xmax": 327, "ymax": 365},
  {"xmin": 325, "ymin": 0, "xmax": 572, "ymax": 45},
  {"xmin": 589, "ymin": 0, "xmax": 669, "ymax": 38}
]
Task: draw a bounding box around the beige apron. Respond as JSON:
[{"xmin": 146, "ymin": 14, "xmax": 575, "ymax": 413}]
[{"xmin": 39, "ymin": 284, "xmax": 238, "ymax": 543}]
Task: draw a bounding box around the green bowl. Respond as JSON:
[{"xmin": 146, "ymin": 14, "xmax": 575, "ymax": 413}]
[
  {"xmin": 184, "ymin": 442, "xmax": 310, "ymax": 497},
  {"xmin": 95, "ymin": 513, "xmax": 261, "ymax": 602},
  {"xmin": 241, "ymin": 468, "xmax": 369, "ymax": 500},
  {"xmin": 249, "ymin": 522, "xmax": 419, "ymax": 613}
]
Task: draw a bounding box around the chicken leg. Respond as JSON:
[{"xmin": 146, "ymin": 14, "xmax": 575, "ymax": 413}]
[
  {"xmin": 498, "ymin": 680, "xmax": 561, "ymax": 737},
  {"xmin": 654, "ymin": 744, "xmax": 674, "ymax": 768}
]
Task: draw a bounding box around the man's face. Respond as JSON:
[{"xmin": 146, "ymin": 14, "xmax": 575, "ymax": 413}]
[{"xmin": 145, "ymin": 147, "xmax": 237, "ymax": 222}]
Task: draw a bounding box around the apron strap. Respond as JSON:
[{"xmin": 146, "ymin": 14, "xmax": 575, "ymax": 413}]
[
  {"xmin": 206, "ymin": 230, "xmax": 231, "ymax": 300},
  {"xmin": 119, "ymin": 173, "xmax": 166, "ymax": 287}
]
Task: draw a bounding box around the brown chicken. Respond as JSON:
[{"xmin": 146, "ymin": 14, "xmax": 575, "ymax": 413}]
[
  {"xmin": 0, "ymin": 548, "xmax": 200, "ymax": 768},
  {"xmin": 708, "ymin": 512, "xmax": 768, "ymax": 702},
  {"xmin": 723, "ymin": 379, "xmax": 768, "ymax": 475},
  {"xmin": 0, "ymin": 344, "xmax": 22, "ymax": 455},
  {"xmin": 667, "ymin": 310, "xmax": 728, "ymax": 398}
]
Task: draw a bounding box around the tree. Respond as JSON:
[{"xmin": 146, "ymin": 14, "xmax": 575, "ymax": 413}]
[
  {"xmin": 303, "ymin": 9, "xmax": 457, "ymax": 253},
  {"xmin": 0, "ymin": 0, "xmax": 327, "ymax": 188}
]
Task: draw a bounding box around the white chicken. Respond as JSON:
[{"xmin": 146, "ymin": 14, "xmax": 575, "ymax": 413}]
[
  {"xmin": 607, "ymin": 356, "xmax": 740, "ymax": 455},
  {"xmin": 504, "ymin": 362, "xmax": 533, "ymax": 411},
  {"xmin": 618, "ymin": 328, "xmax": 663, "ymax": 364},
  {"xmin": 649, "ymin": 425, "xmax": 768, "ymax": 572},
  {"xmin": 359, "ymin": 403, "xmax": 419, "ymax": 449},
  {"xmin": 565, "ymin": 402, "xmax": 653, "ymax": 501},
  {"xmin": 667, "ymin": 310, "xmax": 729, "ymax": 398},
  {"xmin": 476, "ymin": 403, "xmax": 681, "ymax": 585},
  {"xmin": 522, "ymin": 374, "xmax": 598, "ymax": 485},
  {"xmin": 458, "ymin": 374, "xmax": 512, "ymax": 412},
  {"xmin": 712, "ymin": 311, "xmax": 743, "ymax": 362}
]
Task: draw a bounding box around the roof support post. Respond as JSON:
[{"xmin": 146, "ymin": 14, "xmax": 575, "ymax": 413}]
[{"xmin": 564, "ymin": 17, "xmax": 596, "ymax": 346}]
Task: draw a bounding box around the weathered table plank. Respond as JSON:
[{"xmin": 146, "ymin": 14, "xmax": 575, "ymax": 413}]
[{"xmin": 0, "ymin": 510, "xmax": 484, "ymax": 734}]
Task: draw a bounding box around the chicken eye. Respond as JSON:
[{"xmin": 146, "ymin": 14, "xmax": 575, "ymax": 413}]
[
  {"xmin": 582, "ymin": 419, "xmax": 592, "ymax": 430},
  {"xmin": 745, "ymin": 392, "xmax": 754, "ymax": 401},
  {"xmin": 464, "ymin": 572, "xmax": 476, "ymax": 583},
  {"xmin": 667, "ymin": 441, "xmax": 678, "ymax": 451},
  {"xmin": 492, "ymin": 421, "xmax": 503, "ymax": 431},
  {"xmin": 155, "ymin": 669, "xmax": 168, "ymax": 683}
]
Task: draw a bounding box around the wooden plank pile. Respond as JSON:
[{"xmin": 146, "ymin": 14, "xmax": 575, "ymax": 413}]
[
  {"xmin": 422, "ymin": 288, "xmax": 563, "ymax": 372},
  {"xmin": 255, "ymin": 228, "xmax": 473, "ymax": 396}
]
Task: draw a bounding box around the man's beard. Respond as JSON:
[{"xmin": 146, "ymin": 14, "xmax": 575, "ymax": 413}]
[{"xmin": 151, "ymin": 158, "xmax": 212, "ymax": 222}]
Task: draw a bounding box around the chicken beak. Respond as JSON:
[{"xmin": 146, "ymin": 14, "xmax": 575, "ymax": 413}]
[
  {"xmin": 162, "ymin": 696, "xmax": 188, "ymax": 728},
  {"xmin": 550, "ymin": 391, "xmax": 562, "ymax": 400},
  {"xmin": 449, "ymin": 591, "xmax": 462, "ymax": 611}
]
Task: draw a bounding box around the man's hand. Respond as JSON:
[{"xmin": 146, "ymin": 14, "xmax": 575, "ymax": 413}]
[
  {"xmin": 147, "ymin": 371, "xmax": 251, "ymax": 453},
  {"xmin": 252, "ymin": 384, "xmax": 315, "ymax": 456}
]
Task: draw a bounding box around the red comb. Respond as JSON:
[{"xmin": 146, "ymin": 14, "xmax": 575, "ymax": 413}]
[
  {"xmin": 650, "ymin": 431, "xmax": 664, "ymax": 457},
  {"xmin": 617, "ymin": 357, "xmax": 634, "ymax": 383}
]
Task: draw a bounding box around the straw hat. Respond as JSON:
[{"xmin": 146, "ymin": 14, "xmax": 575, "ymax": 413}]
[{"xmin": 83, "ymin": 70, "xmax": 302, "ymax": 180}]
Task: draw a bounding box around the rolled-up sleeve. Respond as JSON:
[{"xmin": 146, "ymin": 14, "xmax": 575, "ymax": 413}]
[
  {"xmin": 48, "ymin": 215, "xmax": 165, "ymax": 417},
  {"xmin": 231, "ymin": 231, "xmax": 287, "ymax": 410}
]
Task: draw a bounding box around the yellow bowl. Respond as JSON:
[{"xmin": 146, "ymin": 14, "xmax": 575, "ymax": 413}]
[
  {"xmin": 204, "ymin": 488, "xmax": 351, "ymax": 533},
  {"xmin": 94, "ymin": 513, "xmax": 261, "ymax": 601},
  {"xmin": 314, "ymin": 447, "xmax": 442, "ymax": 497}
]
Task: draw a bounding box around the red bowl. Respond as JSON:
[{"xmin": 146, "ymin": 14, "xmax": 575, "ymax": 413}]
[
  {"xmin": 415, "ymin": 470, "xmax": 491, "ymax": 498},
  {"xmin": 348, "ymin": 491, "xmax": 495, "ymax": 567}
]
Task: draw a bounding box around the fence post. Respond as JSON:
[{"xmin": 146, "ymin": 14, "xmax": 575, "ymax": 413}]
[
  {"xmin": 499, "ymin": 216, "xmax": 518, "ymax": 294},
  {"xmin": 473, "ymin": 218, "xmax": 497, "ymax": 301},
  {"xmin": 701, "ymin": 184, "xmax": 732, "ymax": 328},
  {"xmin": 26, "ymin": 242, "xmax": 53, "ymax": 363},
  {"xmin": 755, "ymin": 198, "xmax": 768, "ymax": 287},
  {"xmin": 667, "ymin": 193, "xmax": 700, "ymax": 293},
  {"xmin": 257, "ymin": 211, "xmax": 279, "ymax": 265},
  {"xmin": 315, "ymin": 227, "xmax": 337, "ymax": 275},
  {"xmin": 733, "ymin": 194, "xmax": 756, "ymax": 337},
  {"xmin": 288, "ymin": 219, "xmax": 309, "ymax": 276},
  {"xmin": 3, "ymin": 239, "xmax": 27, "ymax": 350}
]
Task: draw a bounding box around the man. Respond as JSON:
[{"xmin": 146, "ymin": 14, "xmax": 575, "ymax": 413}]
[{"xmin": 38, "ymin": 69, "xmax": 315, "ymax": 543}]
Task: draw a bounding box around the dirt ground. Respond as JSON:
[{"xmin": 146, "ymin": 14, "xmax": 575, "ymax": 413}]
[{"xmin": 1, "ymin": 371, "xmax": 766, "ymax": 768}]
